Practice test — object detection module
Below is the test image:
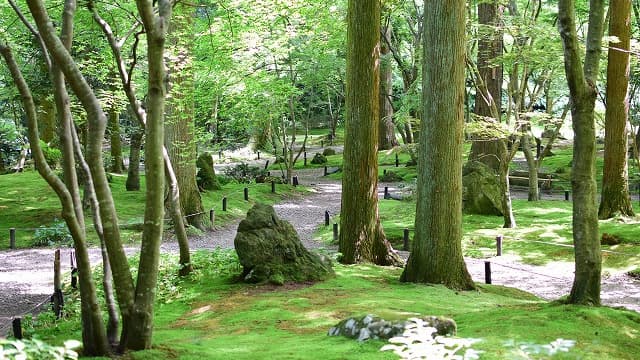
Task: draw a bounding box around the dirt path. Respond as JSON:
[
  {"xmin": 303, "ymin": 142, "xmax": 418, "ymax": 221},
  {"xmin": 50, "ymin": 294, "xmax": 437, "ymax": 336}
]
[{"xmin": 2, "ymin": 165, "xmax": 639, "ymax": 337}]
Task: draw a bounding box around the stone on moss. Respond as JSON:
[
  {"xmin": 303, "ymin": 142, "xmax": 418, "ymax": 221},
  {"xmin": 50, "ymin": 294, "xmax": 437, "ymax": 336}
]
[
  {"xmin": 311, "ymin": 153, "xmax": 327, "ymax": 164},
  {"xmin": 462, "ymin": 161, "xmax": 503, "ymax": 216},
  {"xmin": 328, "ymin": 314, "xmax": 456, "ymax": 342},
  {"xmin": 196, "ymin": 152, "xmax": 221, "ymax": 191},
  {"xmin": 322, "ymin": 148, "xmax": 336, "ymax": 156},
  {"xmin": 234, "ymin": 203, "xmax": 334, "ymax": 284}
]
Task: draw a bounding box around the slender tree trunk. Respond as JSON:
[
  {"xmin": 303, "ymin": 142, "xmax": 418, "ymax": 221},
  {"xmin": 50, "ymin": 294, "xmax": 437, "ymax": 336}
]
[
  {"xmin": 340, "ymin": 0, "xmax": 402, "ymax": 266},
  {"xmin": 108, "ymin": 108, "xmax": 124, "ymax": 173},
  {"xmin": 558, "ymin": 0, "xmax": 605, "ymax": 305},
  {"xmin": 521, "ymin": 132, "xmax": 540, "ymax": 201},
  {"xmin": 401, "ymin": 0, "xmax": 474, "ymax": 290},
  {"xmin": 126, "ymin": 127, "xmax": 143, "ymax": 191},
  {"xmin": 599, "ymin": 0, "xmax": 634, "ymax": 219},
  {"xmin": 39, "ymin": 96, "xmax": 56, "ymax": 144},
  {"xmin": 126, "ymin": 0, "xmax": 172, "ymax": 349},
  {"xmin": 379, "ymin": 24, "xmax": 397, "ymax": 150}
]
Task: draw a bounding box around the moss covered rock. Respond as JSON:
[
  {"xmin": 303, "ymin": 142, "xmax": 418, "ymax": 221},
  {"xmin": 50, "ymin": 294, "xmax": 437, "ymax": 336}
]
[
  {"xmin": 234, "ymin": 203, "xmax": 334, "ymax": 284},
  {"xmin": 196, "ymin": 152, "xmax": 221, "ymax": 191},
  {"xmin": 462, "ymin": 161, "xmax": 503, "ymax": 216},
  {"xmin": 328, "ymin": 314, "xmax": 456, "ymax": 342},
  {"xmin": 322, "ymin": 148, "xmax": 336, "ymax": 156},
  {"xmin": 311, "ymin": 153, "xmax": 327, "ymax": 164}
]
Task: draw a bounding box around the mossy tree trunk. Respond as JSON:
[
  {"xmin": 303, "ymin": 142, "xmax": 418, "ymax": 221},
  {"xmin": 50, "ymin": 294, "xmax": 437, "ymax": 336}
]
[
  {"xmin": 400, "ymin": 0, "xmax": 475, "ymax": 290},
  {"xmin": 165, "ymin": 3, "xmax": 205, "ymax": 230},
  {"xmin": 558, "ymin": 0, "xmax": 605, "ymax": 305},
  {"xmin": 108, "ymin": 108, "xmax": 124, "ymax": 173},
  {"xmin": 126, "ymin": 126, "xmax": 143, "ymax": 191},
  {"xmin": 339, "ymin": 0, "xmax": 401, "ymax": 266},
  {"xmin": 599, "ymin": 0, "xmax": 634, "ymax": 219}
]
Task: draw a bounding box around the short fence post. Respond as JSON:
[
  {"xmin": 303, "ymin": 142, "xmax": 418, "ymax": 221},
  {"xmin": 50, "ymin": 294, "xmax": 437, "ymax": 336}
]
[
  {"xmin": 293, "ymin": 176, "xmax": 299, "ymax": 187},
  {"xmin": 496, "ymin": 235, "xmax": 503, "ymax": 256},
  {"xmin": 321, "ymin": 140, "xmax": 324, "ymax": 148},
  {"xmin": 304, "ymin": 152, "xmax": 307, "ymax": 166},
  {"xmin": 282, "ymin": 148, "xmax": 286, "ymax": 157},
  {"xmin": 384, "ymin": 187, "xmax": 389, "ymax": 199},
  {"xmin": 9, "ymin": 228, "xmax": 16, "ymax": 249},
  {"xmin": 325, "ymin": 210, "xmax": 330, "ymax": 226},
  {"xmin": 264, "ymin": 160, "xmax": 270, "ymax": 170},
  {"xmin": 564, "ymin": 190, "xmax": 570, "ymax": 201},
  {"xmin": 218, "ymin": 150, "xmax": 222, "ymax": 159},
  {"xmin": 209, "ymin": 209, "xmax": 215, "ymax": 226},
  {"xmin": 222, "ymin": 197, "xmax": 227, "ymax": 211},
  {"xmin": 12, "ymin": 318, "xmax": 22, "ymax": 339},
  {"xmin": 403, "ymin": 228, "xmax": 410, "ymax": 251},
  {"xmin": 244, "ymin": 187, "xmax": 249, "ymax": 201},
  {"xmin": 383, "ymin": 169, "xmax": 387, "ymax": 175},
  {"xmin": 333, "ymin": 223, "xmax": 339, "ymax": 242},
  {"xmin": 53, "ymin": 249, "xmax": 63, "ymax": 318},
  {"xmin": 257, "ymin": 151, "xmax": 260, "ymax": 160},
  {"xmin": 484, "ymin": 261, "xmax": 492, "ymax": 284},
  {"xmin": 271, "ymin": 181, "xmax": 276, "ymax": 193},
  {"xmin": 395, "ymin": 153, "xmax": 399, "ymax": 167},
  {"xmin": 323, "ymin": 166, "xmax": 328, "ymax": 176}
]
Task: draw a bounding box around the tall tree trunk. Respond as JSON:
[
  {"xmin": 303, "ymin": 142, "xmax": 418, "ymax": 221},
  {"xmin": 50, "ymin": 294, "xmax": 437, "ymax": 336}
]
[
  {"xmin": 108, "ymin": 108, "xmax": 124, "ymax": 173},
  {"xmin": 126, "ymin": 126, "xmax": 143, "ymax": 191},
  {"xmin": 599, "ymin": 0, "xmax": 634, "ymax": 219},
  {"xmin": 126, "ymin": 0, "xmax": 172, "ymax": 349},
  {"xmin": 401, "ymin": 0, "xmax": 475, "ymax": 290},
  {"xmin": 521, "ymin": 132, "xmax": 540, "ymax": 201},
  {"xmin": 39, "ymin": 96, "xmax": 56, "ymax": 144},
  {"xmin": 558, "ymin": 0, "xmax": 605, "ymax": 305},
  {"xmin": 379, "ymin": 24, "xmax": 397, "ymax": 150},
  {"xmin": 340, "ymin": 0, "xmax": 401, "ymax": 266},
  {"xmin": 165, "ymin": 3, "xmax": 205, "ymax": 230}
]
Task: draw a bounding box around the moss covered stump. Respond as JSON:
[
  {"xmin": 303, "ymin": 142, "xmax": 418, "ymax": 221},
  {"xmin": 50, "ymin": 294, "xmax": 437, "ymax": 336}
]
[{"xmin": 234, "ymin": 203, "xmax": 334, "ymax": 284}]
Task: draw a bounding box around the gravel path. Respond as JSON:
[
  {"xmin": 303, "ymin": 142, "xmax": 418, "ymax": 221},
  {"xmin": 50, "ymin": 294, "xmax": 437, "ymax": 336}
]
[{"xmin": 1, "ymin": 165, "xmax": 639, "ymax": 337}]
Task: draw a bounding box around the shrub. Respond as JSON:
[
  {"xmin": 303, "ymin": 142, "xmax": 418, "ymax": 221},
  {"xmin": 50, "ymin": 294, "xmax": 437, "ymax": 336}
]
[
  {"xmin": 32, "ymin": 219, "xmax": 73, "ymax": 247},
  {"xmin": 401, "ymin": 144, "xmax": 418, "ymax": 166},
  {"xmin": 39, "ymin": 141, "xmax": 62, "ymax": 169},
  {"xmin": 0, "ymin": 338, "xmax": 80, "ymax": 360},
  {"xmin": 322, "ymin": 148, "xmax": 336, "ymax": 156},
  {"xmin": 380, "ymin": 170, "xmax": 403, "ymax": 182},
  {"xmin": 223, "ymin": 163, "xmax": 265, "ymax": 183},
  {"xmin": 311, "ymin": 153, "xmax": 327, "ymax": 164},
  {"xmin": 196, "ymin": 152, "xmax": 221, "ymax": 190}
]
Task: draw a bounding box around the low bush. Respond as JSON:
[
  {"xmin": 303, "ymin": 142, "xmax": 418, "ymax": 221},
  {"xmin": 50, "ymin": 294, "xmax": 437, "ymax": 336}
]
[
  {"xmin": 32, "ymin": 219, "xmax": 72, "ymax": 247},
  {"xmin": 223, "ymin": 163, "xmax": 266, "ymax": 183}
]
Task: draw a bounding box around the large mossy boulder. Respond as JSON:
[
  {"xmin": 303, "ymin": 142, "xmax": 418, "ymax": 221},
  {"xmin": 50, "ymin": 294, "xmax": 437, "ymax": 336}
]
[
  {"xmin": 196, "ymin": 152, "xmax": 221, "ymax": 191},
  {"xmin": 234, "ymin": 203, "xmax": 334, "ymax": 285},
  {"xmin": 328, "ymin": 314, "xmax": 456, "ymax": 342},
  {"xmin": 462, "ymin": 161, "xmax": 503, "ymax": 216}
]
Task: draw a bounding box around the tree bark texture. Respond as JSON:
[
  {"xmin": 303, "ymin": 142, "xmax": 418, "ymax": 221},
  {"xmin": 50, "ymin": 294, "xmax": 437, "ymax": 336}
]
[
  {"xmin": 340, "ymin": 0, "xmax": 401, "ymax": 266},
  {"xmin": 558, "ymin": 0, "xmax": 604, "ymax": 305},
  {"xmin": 126, "ymin": 127, "xmax": 143, "ymax": 191},
  {"xmin": 165, "ymin": 3, "xmax": 205, "ymax": 230},
  {"xmin": 599, "ymin": 0, "xmax": 634, "ymax": 219},
  {"xmin": 400, "ymin": 0, "xmax": 475, "ymax": 290},
  {"xmin": 379, "ymin": 24, "xmax": 397, "ymax": 150}
]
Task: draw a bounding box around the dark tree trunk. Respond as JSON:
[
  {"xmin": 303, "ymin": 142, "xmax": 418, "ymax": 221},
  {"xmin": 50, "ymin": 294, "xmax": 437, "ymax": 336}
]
[
  {"xmin": 108, "ymin": 108, "xmax": 124, "ymax": 173},
  {"xmin": 379, "ymin": 24, "xmax": 397, "ymax": 150},
  {"xmin": 126, "ymin": 127, "xmax": 143, "ymax": 191}
]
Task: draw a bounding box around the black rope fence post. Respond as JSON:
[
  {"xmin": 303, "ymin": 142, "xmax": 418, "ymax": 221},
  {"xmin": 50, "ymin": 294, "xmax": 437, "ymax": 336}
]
[
  {"xmin": 293, "ymin": 176, "xmax": 299, "ymax": 187},
  {"xmin": 209, "ymin": 209, "xmax": 215, "ymax": 226},
  {"xmin": 395, "ymin": 153, "xmax": 399, "ymax": 167},
  {"xmin": 12, "ymin": 318, "xmax": 22, "ymax": 339},
  {"xmin": 324, "ymin": 210, "xmax": 330, "ymax": 226},
  {"xmin": 324, "ymin": 166, "xmax": 328, "ymax": 176},
  {"xmin": 304, "ymin": 152, "xmax": 307, "ymax": 166},
  {"xmin": 9, "ymin": 227, "xmax": 16, "ymax": 249},
  {"xmin": 333, "ymin": 223, "xmax": 339, "ymax": 242},
  {"xmin": 321, "ymin": 140, "xmax": 324, "ymax": 148},
  {"xmin": 271, "ymin": 181, "xmax": 276, "ymax": 193},
  {"xmin": 403, "ymin": 228, "xmax": 410, "ymax": 251},
  {"xmin": 257, "ymin": 151, "xmax": 260, "ymax": 160},
  {"xmin": 484, "ymin": 261, "xmax": 492, "ymax": 284},
  {"xmin": 496, "ymin": 235, "xmax": 503, "ymax": 256},
  {"xmin": 53, "ymin": 249, "xmax": 63, "ymax": 319},
  {"xmin": 244, "ymin": 187, "xmax": 249, "ymax": 201},
  {"xmin": 222, "ymin": 197, "xmax": 227, "ymax": 211},
  {"xmin": 564, "ymin": 190, "xmax": 570, "ymax": 201},
  {"xmin": 218, "ymin": 150, "xmax": 222, "ymax": 159},
  {"xmin": 264, "ymin": 160, "xmax": 270, "ymax": 170},
  {"xmin": 384, "ymin": 187, "xmax": 389, "ymax": 199}
]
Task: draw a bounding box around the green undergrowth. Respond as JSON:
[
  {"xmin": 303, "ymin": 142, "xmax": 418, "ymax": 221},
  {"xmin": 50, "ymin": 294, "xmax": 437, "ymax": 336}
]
[
  {"xmin": 0, "ymin": 170, "xmax": 304, "ymax": 249},
  {"xmin": 317, "ymin": 197, "xmax": 640, "ymax": 273},
  {"xmin": 29, "ymin": 250, "xmax": 640, "ymax": 359}
]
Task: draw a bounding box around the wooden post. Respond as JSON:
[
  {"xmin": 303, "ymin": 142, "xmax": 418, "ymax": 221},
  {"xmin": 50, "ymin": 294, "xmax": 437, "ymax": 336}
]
[
  {"xmin": 209, "ymin": 209, "xmax": 215, "ymax": 226},
  {"xmin": 53, "ymin": 249, "xmax": 63, "ymax": 318},
  {"xmin": 271, "ymin": 181, "xmax": 276, "ymax": 193},
  {"xmin": 564, "ymin": 190, "xmax": 570, "ymax": 201},
  {"xmin": 383, "ymin": 169, "xmax": 387, "ymax": 175},
  {"xmin": 218, "ymin": 150, "xmax": 222, "ymax": 159},
  {"xmin": 244, "ymin": 187, "xmax": 249, "ymax": 201},
  {"xmin": 257, "ymin": 151, "xmax": 260, "ymax": 160},
  {"xmin": 323, "ymin": 166, "xmax": 328, "ymax": 176},
  {"xmin": 403, "ymin": 228, "xmax": 410, "ymax": 251},
  {"xmin": 222, "ymin": 197, "xmax": 227, "ymax": 211},
  {"xmin": 324, "ymin": 210, "xmax": 330, "ymax": 226},
  {"xmin": 321, "ymin": 140, "xmax": 324, "ymax": 148},
  {"xmin": 9, "ymin": 228, "xmax": 16, "ymax": 249},
  {"xmin": 395, "ymin": 153, "xmax": 399, "ymax": 167},
  {"xmin": 333, "ymin": 223, "xmax": 338, "ymax": 241},
  {"xmin": 384, "ymin": 187, "xmax": 389, "ymax": 199},
  {"xmin": 293, "ymin": 176, "xmax": 299, "ymax": 187},
  {"xmin": 496, "ymin": 235, "xmax": 503, "ymax": 256},
  {"xmin": 264, "ymin": 160, "xmax": 270, "ymax": 170},
  {"xmin": 304, "ymin": 152, "xmax": 307, "ymax": 166},
  {"xmin": 484, "ymin": 261, "xmax": 492, "ymax": 284},
  {"xmin": 12, "ymin": 318, "xmax": 22, "ymax": 339}
]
